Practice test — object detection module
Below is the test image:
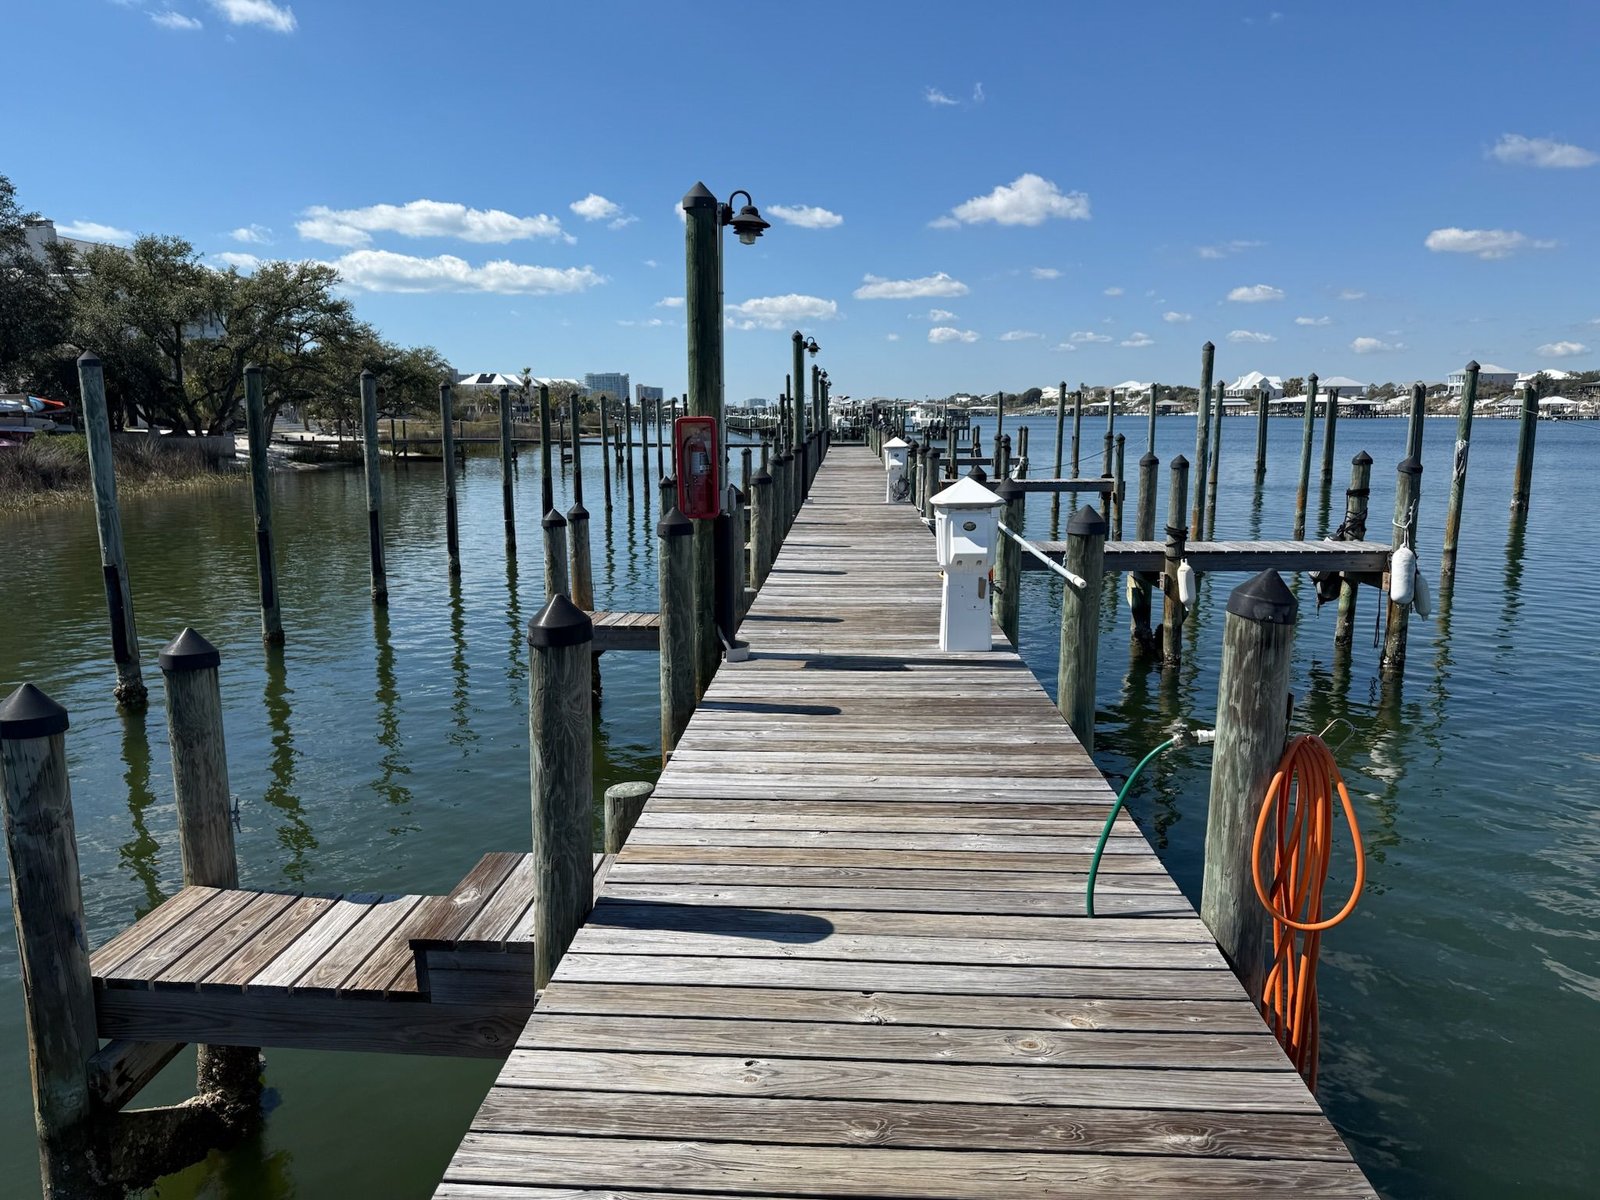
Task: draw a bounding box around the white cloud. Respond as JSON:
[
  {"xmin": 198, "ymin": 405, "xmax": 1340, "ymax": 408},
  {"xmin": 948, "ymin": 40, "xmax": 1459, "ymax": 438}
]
[
  {"xmin": 725, "ymin": 294, "xmax": 839, "ymax": 331},
  {"xmin": 885, "ymin": 333, "xmax": 900, "ymax": 342},
  {"xmin": 298, "ymin": 200, "xmax": 570, "ymax": 247},
  {"xmin": 213, "ymin": 252, "xmax": 260, "ymax": 270},
  {"xmin": 655, "ymin": 296, "xmax": 683, "ymax": 308},
  {"xmin": 854, "ymin": 272, "xmax": 968, "ymax": 300},
  {"xmin": 1536, "ymin": 340, "xmax": 1589, "ymax": 358},
  {"xmin": 973, "ymin": 82, "xmax": 985, "ymax": 103},
  {"xmin": 1197, "ymin": 239, "xmax": 1264, "ymax": 259},
  {"xmin": 1227, "ymin": 329, "xmax": 1276, "ymax": 344},
  {"xmin": 1052, "ymin": 343, "xmax": 1078, "ymax": 353},
  {"xmin": 570, "ymin": 193, "xmax": 623, "ymax": 224},
  {"xmin": 1069, "ymin": 331, "xmax": 1112, "ymax": 344},
  {"xmin": 643, "ymin": 259, "xmax": 658, "ymax": 268},
  {"xmin": 230, "ymin": 224, "xmax": 271, "ymax": 244},
  {"xmin": 1338, "ymin": 289, "xmax": 1366, "ymax": 301},
  {"xmin": 56, "ymin": 220, "xmax": 133, "ymax": 243},
  {"xmin": 208, "ymin": 0, "xmax": 295, "ymax": 33},
  {"xmin": 1030, "ymin": 267, "xmax": 1061, "ymax": 280},
  {"xmin": 924, "ymin": 87, "xmax": 959, "ymax": 106},
  {"xmin": 1121, "ymin": 332, "xmax": 1155, "ymax": 348},
  {"xmin": 331, "ymin": 250, "xmax": 604, "ymax": 295},
  {"xmin": 1103, "ymin": 286, "xmax": 1124, "ymax": 296},
  {"xmin": 943, "ymin": 173, "xmax": 1091, "ymax": 227},
  {"xmin": 1162, "ymin": 311, "xmax": 1192, "ymax": 324},
  {"xmin": 927, "ymin": 215, "xmax": 961, "ymax": 230},
  {"xmin": 1489, "ymin": 133, "xmax": 1598, "ymax": 169},
  {"xmin": 150, "ymin": 10, "xmax": 203, "ymax": 29},
  {"xmin": 1228, "ymin": 283, "xmax": 1284, "ymax": 302},
  {"xmin": 924, "ymin": 308, "xmax": 957, "ymax": 321},
  {"xmin": 767, "ymin": 204, "xmax": 843, "ymax": 229},
  {"xmin": 1424, "ymin": 227, "xmax": 1556, "ymax": 259},
  {"xmin": 1350, "ymin": 336, "xmax": 1404, "ymax": 354},
  {"xmin": 1295, "ymin": 315, "xmax": 1331, "ymax": 326},
  {"xmin": 618, "ymin": 317, "xmax": 668, "ymax": 328},
  {"xmin": 999, "ymin": 330, "xmax": 1041, "ymax": 342},
  {"xmin": 929, "ymin": 327, "xmax": 979, "ymax": 344}
]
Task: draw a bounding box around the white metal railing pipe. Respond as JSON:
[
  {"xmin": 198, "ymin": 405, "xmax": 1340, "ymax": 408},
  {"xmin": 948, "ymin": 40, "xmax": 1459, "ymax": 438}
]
[{"xmin": 997, "ymin": 520, "xmax": 1087, "ymax": 590}]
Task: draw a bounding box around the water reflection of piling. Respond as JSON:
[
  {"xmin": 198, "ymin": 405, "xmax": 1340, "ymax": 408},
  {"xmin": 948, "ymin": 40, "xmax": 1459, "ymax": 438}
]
[
  {"xmin": 117, "ymin": 711, "xmax": 165, "ymax": 913},
  {"xmin": 441, "ymin": 382, "xmax": 460, "ymax": 578},
  {"xmin": 262, "ymin": 644, "xmax": 314, "ymax": 884},
  {"xmin": 360, "ymin": 370, "xmax": 389, "ymax": 605},
  {"xmin": 370, "ymin": 608, "xmax": 413, "ymax": 810},
  {"xmin": 448, "ymin": 578, "xmax": 474, "ymax": 751}
]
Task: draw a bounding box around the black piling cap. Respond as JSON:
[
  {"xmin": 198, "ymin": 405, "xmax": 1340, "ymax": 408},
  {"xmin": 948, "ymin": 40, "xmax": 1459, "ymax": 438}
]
[
  {"xmin": 245, "ymin": 363, "xmax": 264, "ymax": 377},
  {"xmin": 682, "ymin": 182, "xmax": 717, "ymax": 210},
  {"xmin": 751, "ymin": 468, "xmax": 772, "ymax": 486},
  {"xmin": 1068, "ymin": 504, "xmax": 1108, "ymax": 537},
  {"xmin": 541, "ymin": 508, "xmax": 569, "ymax": 530},
  {"xmin": 1398, "ymin": 455, "xmax": 1423, "ymax": 475},
  {"xmin": 1140, "ymin": 451, "xmax": 1159, "ymax": 467},
  {"xmin": 1465, "ymin": 360, "xmax": 1480, "ymax": 372},
  {"xmin": 77, "ymin": 350, "xmax": 101, "ymax": 367},
  {"xmin": 0, "ymin": 683, "xmax": 69, "ymax": 740},
  {"xmin": 1353, "ymin": 450, "xmax": 1373, "ymax": 465},
  {"xmin": 966, "ymin": 465, "xmax": 988, "ymax": 483},
  {"xmin": 994, "ymin": 477, "xmax": 1024, "ymax": 503},
  {"xmin": 158, "ymin": 627, "xmax": 221, "ymax": 672},
  {"xmin": 657, "ymin": 507, "xmax": 693, "ymax": 538},
  {"xmin": 1226, "ymin": 570, "xmax": 1298, "ymax": 625},
  {"xmin": 566, "ymin": 500, "xmax": 589, "ymax": 522},
  {"xmin": 1171, "ymin": 453, "xmax": 1189, "ymax": 469},
  {"xmin": 527, "ymin": 593, "xmax": 593, "ymax": 649}
]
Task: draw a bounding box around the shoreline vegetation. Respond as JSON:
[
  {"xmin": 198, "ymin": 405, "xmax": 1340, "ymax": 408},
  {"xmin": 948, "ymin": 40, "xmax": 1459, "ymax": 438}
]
[{"xmin": 0, "ymin": 434, "xmax": 243, "ymax": 514}]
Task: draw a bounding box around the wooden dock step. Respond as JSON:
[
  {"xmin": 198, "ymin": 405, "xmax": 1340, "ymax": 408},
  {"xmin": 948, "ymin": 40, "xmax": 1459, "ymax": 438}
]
[{"xmin": 588, "ymin": 610, "xmax": 660, "ymax": 651}]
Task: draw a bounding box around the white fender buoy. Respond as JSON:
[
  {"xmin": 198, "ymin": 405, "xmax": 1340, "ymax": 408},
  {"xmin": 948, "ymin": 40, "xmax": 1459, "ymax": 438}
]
[
  {"xmin": 1412, "ymin": 567, "xmax": 1432, "ymax": 619},
  {"xmin": 1125, "ymin": 572, "xmax": 1137, "ymax": 609},
  {"xmin": 1177, "ymin": 559, "xmax": 1197, "ymax": 606},
  {"xmin": 1389, "ymin": 545, "xmax": 1416, "ymax": 605}
]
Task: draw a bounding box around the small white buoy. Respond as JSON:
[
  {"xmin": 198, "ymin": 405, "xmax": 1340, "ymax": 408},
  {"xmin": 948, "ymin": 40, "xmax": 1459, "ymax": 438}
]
[
  {"xmin": 1177, "ymin": 559, "xmax": 1197, "ymax": 606},
  {"xmin": 1389, "ymin": 545, "xmax": 1416, "ymax": 605},
  {"xmin": 1125, "ymin": 572, "xmax": 1137, "ymax": 609},
  {"xmin": 1412, "ymin": 568, "xmax": 1432, "ymax": 619}
]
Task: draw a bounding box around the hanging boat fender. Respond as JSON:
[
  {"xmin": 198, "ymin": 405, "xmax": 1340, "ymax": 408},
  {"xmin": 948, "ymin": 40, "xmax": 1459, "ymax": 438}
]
[
  {"xmin": 1177, "ymin": 559, "xmax": 1197, "ymax": 606},
  {"xmin": 1412, "ymin": 567, "xmax": 1432, "ymax": 619},
  {"xmin": 1125, "ymin": 572, "xmax": 1138, "ymax": 609},
  {"xmin": 1389, "ymin": 545, "xmax": 1416, "ymax": 605}
]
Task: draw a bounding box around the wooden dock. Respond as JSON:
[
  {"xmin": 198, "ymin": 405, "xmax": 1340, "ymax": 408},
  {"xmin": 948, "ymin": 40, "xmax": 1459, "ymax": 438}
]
[{"xmin": 435, "ymin": 446, "xmax": 1376, "ymax": 1198}]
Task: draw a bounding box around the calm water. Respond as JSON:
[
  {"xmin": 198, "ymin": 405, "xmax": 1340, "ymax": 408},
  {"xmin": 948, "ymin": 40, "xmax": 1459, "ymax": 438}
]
[{"xmin": 1, "ymin": 416, "xmax": 1595, "ymax": 1198}]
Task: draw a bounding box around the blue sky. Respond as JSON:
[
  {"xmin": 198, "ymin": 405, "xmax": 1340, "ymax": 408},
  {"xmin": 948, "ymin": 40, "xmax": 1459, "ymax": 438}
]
[{"xmin": 11, "ymin": 1, "xmax": 1598, "ymax": 399}]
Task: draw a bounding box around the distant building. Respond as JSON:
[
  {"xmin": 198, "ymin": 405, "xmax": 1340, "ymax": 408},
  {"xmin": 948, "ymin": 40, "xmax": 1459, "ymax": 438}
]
[
  {"xmin": 22, "ymin": 218, "xmax": 116, "ymax": 263},
  {"xmin": 584, "ymin": 372, "xmax": 630, "ymax": 401},
  {"xmin": 1447, "ymin": 364, "xmax": 1516, "ymax": 395},
  {"xmin": 1226, "ymin": 372, "xmax": 1284, "ymax": 400},
  {"xmin": 635, "ymin": 384, "xmax": 664, "ymax": 405}
]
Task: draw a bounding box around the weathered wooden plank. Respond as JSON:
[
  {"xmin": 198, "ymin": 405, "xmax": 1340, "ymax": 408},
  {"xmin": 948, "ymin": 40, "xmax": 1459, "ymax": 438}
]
[
  {"xmin": 152, "ymin": 889, "xmax": 301, "ymax": 986},
  {"xmin": 90, "ymin": 886, "xmax": 222, "ymax": 980},
  {"xmin": 249, "ymin": 894, "xmax": 383, "ymax": 990},
  {"xmin": 295, "ymin": 894, "xmax": 425, "ymax": 994},
  {"xmin": 602, "ymin": 862, "xmax": 1185, "ymax": 895},
  {"xmin": 615, "ymin": 845, "xmax": 1165, "ymax": 873},
  {"xmin": 98, "ymin": 888, "xmax": 258, "ymax": 987},
  {"xmin": 601, "ymin": 882, "xmax": 1193, "ymax": 917},
  {"xmin": 202, "ymin": 893, "xmax": 334, "ymax": 989},
  {"xmin": 410, "ymin": 853, "xmax": 524, "ymax": 950}
]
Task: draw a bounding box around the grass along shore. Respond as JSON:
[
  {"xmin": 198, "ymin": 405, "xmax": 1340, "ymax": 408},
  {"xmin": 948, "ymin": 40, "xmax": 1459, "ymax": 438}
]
[{"xmin": 0, "ymin": 434, "xmax": 244, "ymax": 513}]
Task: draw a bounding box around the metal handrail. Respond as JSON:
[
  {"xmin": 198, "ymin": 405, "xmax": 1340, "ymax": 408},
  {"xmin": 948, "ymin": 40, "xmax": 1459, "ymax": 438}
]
[{"xmin": 997, "ymin": 520, "xmax": 1086, "ymax": 590}]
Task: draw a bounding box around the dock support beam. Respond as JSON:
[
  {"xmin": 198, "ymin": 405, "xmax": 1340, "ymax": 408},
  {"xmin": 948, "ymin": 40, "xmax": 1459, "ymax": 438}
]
[
  {"xmin": 1056, "ymin": 506, "xmax": 1106, "ymax": 751},
  {"xmin": 1441, "ymin": 362, "xmax": 1478, "ymax": 581},
  {"xmin": 360, "ymin": 370, "xmax": 388, "ymax": 604},
  {"xmin": 243, "ymin": 366, "xmax": 284, "ymax": 644},
  {"xmin": 527, "ymin": 596, "xmax": 594, "ymax": 992},
  {"xmin": 441, "ymin": 382, "xmax": 461, "ymax": 577},
  {"xmin": 1334, "ymin": 451, "xmax": 1373, "ymax": 648},
  {"xmin": 1162, "ymin": 456, "xmax": 1190, "ymax": 668},
  {"xmin": 1202, "ymin": 570, "xmax": 1296, "ymax": 1005}
]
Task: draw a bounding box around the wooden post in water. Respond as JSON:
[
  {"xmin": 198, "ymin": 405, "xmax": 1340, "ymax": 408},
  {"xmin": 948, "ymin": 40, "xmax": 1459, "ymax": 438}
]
[
  {"xmin": 1441, "ymin": 362, "xmax": 1479, "ymax": 580},
  {"xmin": 1334, "ymin": 451, "xmax": 1373, "ymax": 648},
  {"xmin": 441, "ymin": 382, "xmax": 460, "ymax": 577},
  {"xmin": 739, "ymin": 446, "xmax": 754, "ymax": 604},
  {"xmin": 526, "ymin": 596, "xmax": 594, "ymax": 991},
  {"xmin": 1205, "ymin": 383, "xmax": 1224, "ymax": 538},
  {"xmin": 360, "ymin": 370, "xmax": 389, "ymax": 604},
  {"xmin": 157, "ymin": 629, "xmax": 263, "ymax": 1113},
  {"xmin": 567, "ymin": 399, "xmax": 593, "ymax": 611},
  {"xmin": 1056, "ymin": 506, "xmax": 1106, "ymax": 751},
  {"xmin": 243, "ymin": 366, "xmax": 284, "ymax": 644},
  {"xmin": 77, "ymin": 353, "xmax": 147, "ymax": 706},
  {"xmin": 598, "ymin": 395, "xmax": 613, "ymax": 514},
  {"xmin": 1051, "ymin": 381, "xmax": 1068, "ymax": 531},
  {"xmin": 1320, "ymin": 384, "xmax": 1341, "ymax": 484},
  {"xmin": 498, "ymin": 384, "xmax": 516, "ymax": 549},
  {"xmin": 656, "ymin": 397, "xmax": 667, "ymax": 478},
  {"xmin": 1191, "ymin": 342, "xmax": 1215, "ymax": 540},
  {"xmin": 1071, "ymin": 389, "xmax": 1084, "ymax": 478},
  {"xmin": 1511, "ymin": 377, "xmax": 1539, "ymax": 514},
  {"xmin": 750, "ymin": 442, "xmax": 774, "ymax": 588},
  {"xmin": 603, "ymin": 782, "xmax": 654, "ymax": 854},
  {"xmin": 623, "ymin": 391, "xmax": 635, "ymax": 496},
  {"xmin": 1405, "ymin": 382, "xmax": 1426, "ymax": 464},
  {"xmin": 1202, "ymin": 570, "xmax": 1297, "ymax": 1004},
  {"xmin": 1293, "ymin": 373, "xmax": 1318, "ymax": 539},
  {"xmin": 1112, "ymin": 433, "xmax": 1126, "ymax": 540},
  {"xmin": 1131, "ymin": 451, "xmax": 1159, "ymax": 647},
  {"xmin": 638, "ymin": 395, "xmax": 651, "ymax": 497},
  {"xmin": 923, "ymin": 447, "xmax": 942, "ymax": 521},
  {"xmin": 1162, "ymin": 455, "xmax": 1190, "ymax": 668},
  {"xmin": 1254, "ymin": 386, "xmax": 1269, "ymax": 482},
  {"xmin": 657, "ymin": 506, "xmax": 696, "ymax": 758},
  {"xmin": 0, "ymin": 686, "xmax": 109, "ymax": 1199},
  {"xmin": 1146, "ymin": 383, "xmax": 1159, "ymax": 455},
  {"xmin": 993, "ymin": 477, "xmax": 1025, "ymax": 648},
  {"xmin": 1102, "ymin": 390, "xmax": 1116, "ymax": 477},
  {"xmin": 539, "ymin": 385, "xmax": 569, "ymax": 597},
  {"xmin": 1382, "ymin": 457, "xmax": 1423, "ymax": 674}
]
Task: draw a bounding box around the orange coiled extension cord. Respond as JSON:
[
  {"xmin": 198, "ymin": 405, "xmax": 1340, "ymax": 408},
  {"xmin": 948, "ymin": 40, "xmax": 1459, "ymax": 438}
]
[{"xmin": 1250, "ymin": 734, "xmax": 1366, "ymax": 1089}]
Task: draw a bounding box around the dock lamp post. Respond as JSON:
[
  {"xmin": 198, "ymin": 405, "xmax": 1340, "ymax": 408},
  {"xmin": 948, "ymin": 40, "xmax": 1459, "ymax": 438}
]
[{"xmin": 683, "ymin": 182, "xmax": 771, "ymax": 692}]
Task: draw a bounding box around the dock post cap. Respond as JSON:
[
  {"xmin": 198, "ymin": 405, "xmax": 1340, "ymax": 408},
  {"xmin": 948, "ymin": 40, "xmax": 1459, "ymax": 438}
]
[
  {"xmin": 1202, "ymin": 341, "xmax": 1214, "ymax": 352},
  {"xmin": 158, "ymin": 627, "xmax": 222, "ymax": 672},
  {"xmin": 541, "ymin": 508, "xmax": 569, "ymax": 530},
  {"xmin": 527, "ymin": 594, "xmax": 593, "ymax": 649},
  {"xmin": 751, "ymin": 468, "xmax": 772, "ymax": 486},
  {"xmin": 605, "ymin": 781, "xmax": 655, "ymax": 801},
  {"xmin": 1465, "ymin": 360, "xmax": 1480, "ymax": 372},
  {"xmin": 657, "ymin": 507, "xmax": 693, "ymax": 538},
  {"xmin": 1308, "ymin": 371, "xmax": 1319, "ymax": 383},
  {"xmin": 1226, "ymin": 570, "xmax": 1298, "ymax": 625},
  {"xmin": 0, "ymin": 683, "xmax": 69, "ymax": 740},
  {"xmin": 1139, "ymin": 451, "xmax": 1159, "ymax": 467},
  {"xmin": 1353, "ymin": 450, "xmax": 1374, "ymax": 465},
  {"xmin": 76, "ymin": 350, "xmax": 101, "ymax": 367},
  {"xmin": 965, "ymin": 465, "xmax": 988, "ymax": 483},
  {"xmin": 1170, "ymin": 453, "xmax": 1189, "ymax": 469},
  {"xmin": 682, "ymin": 182, "xmax": 717, "ymax": 209},
  {"xmin": 360, "ymin": 368, "xmax": 375, "ymax": 380},
  {"xmin": 244, "ymin": 363, "xmax": 264, "ymax": 377},
  {"xmin": 566, "ymin": 500, "xmax": 590, "ymax": 522},
  {"xmin": 994, "ymin": 477, "xmax": 1025, "ymax": 503},
  {"xmin": 1068, "ymin": 505, "xmax": 1108, "ymax": 537},
  {"xmin": 1397, "ymin": 456, "xmax": 1423, "ymax": 475}
]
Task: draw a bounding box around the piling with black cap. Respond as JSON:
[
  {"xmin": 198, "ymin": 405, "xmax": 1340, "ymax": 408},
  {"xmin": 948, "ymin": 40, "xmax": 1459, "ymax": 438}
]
[
  {"xmin": 1056, "ymin": 504, "xmax": 1107, "ymax": 750},
  {"xmin": 1382, "ymin": 456, "xmax": 1423, "ymax": 674},
  {"xmin": 77, "ymin": 352, "xmax": 147, "ymax": 705},
  {"xmin": 441, "ymin": 381, "xmax": 460, "ymax": 576},
  {"xmin": 1070, "ymin": 388, "xmax": 1084, "ymax": 478},
  {"xmin": 539, "ymin": 385, "xmax": 569, "ymax": 597},
  {"xmin": 599, "ymin": 394, "xmax": 613, "ymax": 514},
  {"xmin": 360, "ymin": 370, "xmax": 389, "ymax": 603},
  {"xmin": 1162, "ymin": 455, "xmax": 1190, "ymax": 667},
  {"xmin": 243, "ymin": 366, "xmax": 284, "ymax": 643},
  {"xmin": 750, "ymin": 443, "xmax": 775, "ymax": 587},
  {"xmin": 527, "ymin": 595, "xmax": 594, "ymax": 990},
  {"xmin": 0, "ymin": 684, "xmax": 101, "ymax": 1197},
  {"xmin": 1254, "ymin": 386, "xmax": 1269, "ymax": 482},
  {"xmin": 1113, "ymin": 432, "xmax": 1127, "ymax": 540},
  {"xmin": 1131, "ymin": 451, "xmax": 1159, "ymax": 648},
  {"xmin": 922, "ymin": 447, "xmax": 942, "ymax": 522},
  {"xmin": 1203, "ymin": 570, "xmax": 1297, "ymax": 1003},
  {"xmin": 1205, "ymin": 383, "xmax": 1224, "ymax": 539},
  {"xmin": 1321, "ymin": 382, "xmax": 1342, "ymax": 485},
  {"xmin": 567, "ymin": 398, "xmax": 593, "ymax": 611},
  {"xmin": 1191, "ymin": 342, "xmax": 1215, "ymax": 539},
  {"xmin": 1293, "ymin": 373, "xmax": 1319, "ymax": 540},
  {"xmin": 1441, "ymin": 362, "xmax": 1479, "ymax": 581},
  {"xmin": 1335, "ymin": 451, "xmax": 1374, "ymax": 648},
  {"xmin": 657, "ymin": 506, "xmax": 696, "ymax": 758},
  {"xmin": 1511, "ymin": 375, "xmax": 1538, "ymax": 514},
  {"xmin": 497, "ymin": 383, "xmax": 516, "ymax": 550},
  {"xmin": 623, "ymin": 391, "xmax": 635, "ymax": 495},
  {"xmin": 992, "ymin": 476, "xmax": 1025, "ymax": 648}
]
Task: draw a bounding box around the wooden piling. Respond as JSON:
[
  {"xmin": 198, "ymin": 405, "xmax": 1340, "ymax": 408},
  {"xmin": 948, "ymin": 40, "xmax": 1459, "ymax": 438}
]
[
  {"xmin": 1191, "ymin": 342, "xmax": 1215, "ymax": 540},
  {"xmin": 1441, "ymin": 362, "xmax": 1479, "ymax": 580},
  {"xmin": 360, "ymin": 370, "xmax": 389, "ymax": 604},
  {"xmin": 1132, "ymin": 452, "xmax": 1158, "ymax": 647},
  {"xmin": 623, "ymin": 392, "xmax": 635, "ymax": 496},
  {"xmin": 1405, "ymin": 382, "xmax": 1426, "ymax": 464},
  {"xmin": 0, "ymin": 685, "xmax": 106, "ymax": 1199},
  {"xmin": 242, "ymin": 366, "xmax": 284, "ymax": 644},
  {"xmin": 1162, "ymin": 455, "xmax": 1190, "ymax": 668},
  {"xmin": 993, "ymin": 477, "xmax": 1025, "ymax": 648},
  {"xmin": 1112, "ymin": 433, "xmax": 1126, "ymax": 540},
  {"xmin": 498, "ymin": 384, "xmax": 516, "ymax": 549},
  {"xmin": 1146, "ymin": 383, "xmax": 1159, "ymax": 455},
  {"xmin": 750, "ymin": 443, "xmax": 774, "ymax": 588},
  {"xmin": 567, "ymin": 399, "xmax": 593, "ymax": 611},
  {"xmin": 1102, "ymin": 391, "xmax": 1115, "ymax": 477},
  {"xmin": 1056, "ymin": 505, "xmax": 1106, "ymax": 751},
  {"xmin": 77, "ymin": 353, "xmax": 147, "ymax": 706},
  {"xmin": 1382, "ymin": 457, "xmax": 1423, "ymax": 674},
  {"xmin": 526, "ymin": 596, "xmax": 594, "ymax": 991},
  {"xmin": 1293, "ymin": 373, "xmax": 1319, "ymax": 540},
  {"xmin": 1051, "ymin": 381, "xmax": 1068, "ymax": 531},
  {"xmin": 599, "ymin": 395, "xmax": 613, "ymax": 514},
  {"xmin": 923, "ymin": 447, "xmax": 942, "ymax": 521},
  {"xmin": 1334, "ymin": 451, "xmax": 1373, "ymax": 648},
  {"xmin": 657, "ymin": 506, "xmax": 696, "ymax": 758},
  {"xmin": 1205, "ymin": 383, "xmax": 1224, "ymax": 538},
  {"xmin": 441, "ymin": 382, "xmax": 460, "ymax": 577},
  {"xmin": 539, "ymin": 386, "xmax": 569, "ymax": 597},
  {"xmin": 1511, "ymin": 377, "xmax": 1538, "ymax": 513},
  {"xmin": 1320, "ymin": 383, "xmax": 1341, "ymax": 484},
  {"xmin": 603, "ymin": 782, "xmax": 655, "ymax": 855},
  {"xmin": 1070, "ymin": 389, "xmax": 1084, "ymax": 478},
  {"xmin": 1254, "ymin": 386, "xmax": 1269, "ymax": 482},
  {"xmin": 1202, "ymin": 570, "xmax": 1297, "ymax": 1003}
]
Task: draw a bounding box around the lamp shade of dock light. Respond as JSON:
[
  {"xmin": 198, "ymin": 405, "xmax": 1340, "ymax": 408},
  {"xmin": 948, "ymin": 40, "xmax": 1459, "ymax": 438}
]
[
  {"xmin": 882, "ymin": 437, "xmax": 912, "ymax": 503},
  {"xmin": 931, "ymin": 474, "xmax": 1005, "ymax": 652},
  {"xmin": 722, "ymin": 190, "xmax": 770, "ymax": 245}
]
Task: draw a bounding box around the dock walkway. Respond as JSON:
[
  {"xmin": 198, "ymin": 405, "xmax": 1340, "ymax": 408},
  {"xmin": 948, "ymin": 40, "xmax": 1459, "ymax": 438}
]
[{"xmin": 436, "ymin": 446, "xmax": 1375, "ymax": 1198}]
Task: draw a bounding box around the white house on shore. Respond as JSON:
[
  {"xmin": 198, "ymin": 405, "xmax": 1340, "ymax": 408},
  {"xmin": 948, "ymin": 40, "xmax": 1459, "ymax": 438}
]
[
  {"xmin": 1447, "ymin": 363, "xmax": 1516, "ymax": 395},
  {"xmin": 1225, "ymin": 372, "xmax": 1284, "ymax": 400}
]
